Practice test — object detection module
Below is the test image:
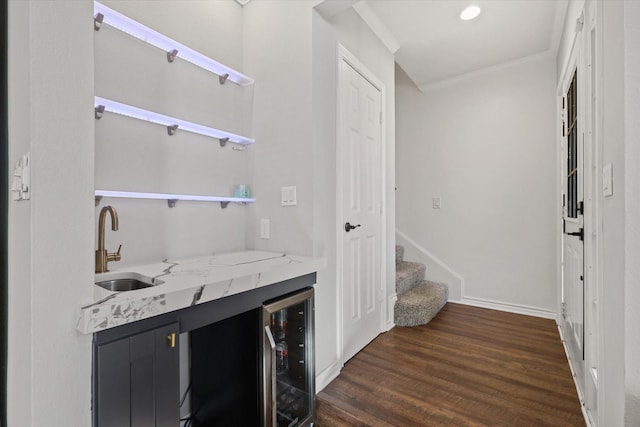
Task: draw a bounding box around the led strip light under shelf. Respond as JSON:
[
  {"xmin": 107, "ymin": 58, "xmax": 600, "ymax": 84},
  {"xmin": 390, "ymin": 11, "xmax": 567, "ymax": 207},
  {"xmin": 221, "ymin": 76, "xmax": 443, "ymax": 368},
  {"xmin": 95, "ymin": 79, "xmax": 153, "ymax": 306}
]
[
  {"xmin": 94, "ymin": 1, "xmax": 254, "ymax": 86},
  {"xmin": 95, "ymin": 96, "xmax": 255, "ymax": 145},
  {"xmin": 95, "ymin": 190, "xmax": 256, "ymax": 208}
]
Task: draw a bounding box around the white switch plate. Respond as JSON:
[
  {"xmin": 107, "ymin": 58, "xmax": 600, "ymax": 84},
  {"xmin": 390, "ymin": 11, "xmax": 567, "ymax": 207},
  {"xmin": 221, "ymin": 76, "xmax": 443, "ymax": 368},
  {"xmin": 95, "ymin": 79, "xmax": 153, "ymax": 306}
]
[
  {"xmin": 603, "ymin": 163, "xmax": 613, "ymax": 197},
  {"xmin": 260, "ymin": 219, "xmax": 270, "ymax": 239},
  {"xmin": 432, "ymin": 197, "xmax": 441, "ymax": 209},
  {"xmin": 11, "ymin": 152, "xmax": 30, "ymax": 201},
  {"xmin": 281, "ymin": 186, "xmax": 297, "ymax": 206}
]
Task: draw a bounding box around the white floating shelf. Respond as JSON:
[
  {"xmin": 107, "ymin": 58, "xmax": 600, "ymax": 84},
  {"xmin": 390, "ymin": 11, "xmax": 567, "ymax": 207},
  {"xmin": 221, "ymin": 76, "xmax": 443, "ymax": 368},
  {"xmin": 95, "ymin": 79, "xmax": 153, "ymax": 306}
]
[
  {"xmin": 95, "ymin": 190, "xmax": 255, "ymax": 209},
  {"xmin": 94, "ymin": 1, "xmax": 254, "ymax": 86},
  {"xmin": 94, "ymin": 96, "xmax": 255, "ymax": 145}
]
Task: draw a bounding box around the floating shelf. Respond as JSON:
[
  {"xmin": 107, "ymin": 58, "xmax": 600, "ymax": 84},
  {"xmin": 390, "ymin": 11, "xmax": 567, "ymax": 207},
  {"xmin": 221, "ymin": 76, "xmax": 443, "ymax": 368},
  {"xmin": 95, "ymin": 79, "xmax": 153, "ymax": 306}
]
[
  {"xmin": 93, "ymin": 1, "xmax": 254, "ymax": 86},
  {"xmin": 94, "ymin": 96, "xmax": 255, "ymax": 145},
  {"xmin": 95, "ymin": 190, "xmax": 256, "ymax": 209}
]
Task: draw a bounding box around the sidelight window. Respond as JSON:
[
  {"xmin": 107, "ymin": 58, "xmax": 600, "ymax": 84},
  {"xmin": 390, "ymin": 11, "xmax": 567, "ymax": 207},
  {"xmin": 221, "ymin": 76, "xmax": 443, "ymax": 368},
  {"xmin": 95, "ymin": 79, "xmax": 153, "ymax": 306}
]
[{"xmin": 566, "ymin": 70, "xmax": 578, "ymax": 219}]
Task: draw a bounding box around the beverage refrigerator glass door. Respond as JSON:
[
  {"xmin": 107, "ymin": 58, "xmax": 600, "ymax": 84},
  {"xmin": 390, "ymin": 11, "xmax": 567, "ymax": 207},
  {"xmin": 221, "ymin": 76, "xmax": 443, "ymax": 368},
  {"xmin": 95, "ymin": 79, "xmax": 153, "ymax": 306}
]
[{"xmin": 262, "ymin": 288, "xmax": 315, "ymax": 427}]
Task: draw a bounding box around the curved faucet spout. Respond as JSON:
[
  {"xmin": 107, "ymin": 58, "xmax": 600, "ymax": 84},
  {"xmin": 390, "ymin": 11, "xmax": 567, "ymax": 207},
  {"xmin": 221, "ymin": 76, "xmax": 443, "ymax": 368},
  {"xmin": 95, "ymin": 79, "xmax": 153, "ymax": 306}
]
[
  {"xmin": 98, "ymin": 205, "xmax": 118, "ymax": 251},
  {"xmin": 96, "ymin": 205, "xmax": 121, "ymax": 273}
]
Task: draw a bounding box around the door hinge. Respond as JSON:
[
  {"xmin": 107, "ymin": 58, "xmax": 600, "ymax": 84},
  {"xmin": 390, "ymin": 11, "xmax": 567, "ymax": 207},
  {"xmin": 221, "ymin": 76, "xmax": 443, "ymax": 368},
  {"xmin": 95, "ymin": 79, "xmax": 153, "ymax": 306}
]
[
  {"xmin": 577, "ymin": 201, "xmax": 583, "ymax": 215},
  {"xmin": 561, "ymin": 302, "xmax": 567, "ymax": 319},
  {"xmin": 562, "ymin": 121, "xmax": 565, "ymax": 137}
]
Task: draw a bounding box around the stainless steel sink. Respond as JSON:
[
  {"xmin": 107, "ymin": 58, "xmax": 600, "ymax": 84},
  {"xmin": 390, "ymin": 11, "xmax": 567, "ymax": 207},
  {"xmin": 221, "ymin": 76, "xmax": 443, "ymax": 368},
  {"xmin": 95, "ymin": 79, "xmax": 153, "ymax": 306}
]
[{"xmin": 95, "ymin": 273, "xmax": 164, "ymax": 292}]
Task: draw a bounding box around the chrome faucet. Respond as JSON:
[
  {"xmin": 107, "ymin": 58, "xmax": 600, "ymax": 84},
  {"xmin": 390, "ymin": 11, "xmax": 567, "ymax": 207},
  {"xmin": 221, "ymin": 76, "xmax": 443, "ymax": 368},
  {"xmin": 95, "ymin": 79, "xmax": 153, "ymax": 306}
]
[{"xmin": 95, "ymin": 205, "xmax": 122, "ymax": 273}]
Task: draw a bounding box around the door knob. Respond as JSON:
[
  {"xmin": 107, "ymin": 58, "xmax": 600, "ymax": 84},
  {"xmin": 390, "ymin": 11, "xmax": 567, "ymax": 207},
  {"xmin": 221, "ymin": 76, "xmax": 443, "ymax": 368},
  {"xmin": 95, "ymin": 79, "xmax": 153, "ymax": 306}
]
[{"xmin": 344, "ymin": 222, "xmax": 361, "ymax": 232}]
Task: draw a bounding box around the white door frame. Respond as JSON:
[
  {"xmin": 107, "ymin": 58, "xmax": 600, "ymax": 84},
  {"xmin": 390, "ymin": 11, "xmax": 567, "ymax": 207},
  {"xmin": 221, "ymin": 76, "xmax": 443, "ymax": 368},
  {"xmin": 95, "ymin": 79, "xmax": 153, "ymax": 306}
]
[
  {"xmin": 335, "ymin": 43, "xmax": 387, "ymax": 364},
  {"xmin": 556, "ymin": 2, "xmax": 602, "ymax": 424}
]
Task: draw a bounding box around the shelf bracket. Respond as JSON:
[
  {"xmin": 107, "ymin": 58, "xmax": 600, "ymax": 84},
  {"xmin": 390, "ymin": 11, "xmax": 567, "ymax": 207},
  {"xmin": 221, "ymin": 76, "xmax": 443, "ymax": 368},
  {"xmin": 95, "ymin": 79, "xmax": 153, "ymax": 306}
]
[
  {"xmin": 220, "ymin": 201, "xmax": 229, "ymax": 209},
  {"xmin": 219, "ymin": 73, "xmax": 230, "ymax": 85},
  {"xmin": 219, "ymin": 137, "xmax": 229, "ymax": 148},
  {"xmin": 167, "ymin": 124, "xmax": 179, "ymax": 136},
  {"xmin": 95, "ymin": 105, "xmax": 105, "ymax": 120},
  {"xmin": 94, "ymin": 13, "xmax": 104, "ymax": 31},
  {"xmin": 167, "ymin": 199, "xmax": 178, "ymax": 208},
  {"xmin": 94, "ymin": 195, "xmax": 103, "ymax": 207},
  {"xmin": 167, "ymin": 49, "xmax": 179, "ymax": 63}
]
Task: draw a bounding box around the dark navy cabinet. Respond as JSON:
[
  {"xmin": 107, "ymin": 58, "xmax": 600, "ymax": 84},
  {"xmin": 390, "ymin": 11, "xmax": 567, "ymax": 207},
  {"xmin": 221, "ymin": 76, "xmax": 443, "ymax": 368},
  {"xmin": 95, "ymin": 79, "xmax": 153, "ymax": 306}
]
[
  {"xmin": 93, "ymin": 323, "xmax": 180, "ymax": 427},
  {"xmin": 92, "ymin": 273, "xmax": 316, "ymax": 427}
]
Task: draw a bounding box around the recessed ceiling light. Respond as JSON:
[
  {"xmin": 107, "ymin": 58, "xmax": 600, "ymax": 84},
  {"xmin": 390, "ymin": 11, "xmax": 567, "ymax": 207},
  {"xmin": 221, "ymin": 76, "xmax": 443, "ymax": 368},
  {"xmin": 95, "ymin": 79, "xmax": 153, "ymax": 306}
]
[{"xmin": 460, "ymin": 5, "xmax": 481, "ymax": 21}]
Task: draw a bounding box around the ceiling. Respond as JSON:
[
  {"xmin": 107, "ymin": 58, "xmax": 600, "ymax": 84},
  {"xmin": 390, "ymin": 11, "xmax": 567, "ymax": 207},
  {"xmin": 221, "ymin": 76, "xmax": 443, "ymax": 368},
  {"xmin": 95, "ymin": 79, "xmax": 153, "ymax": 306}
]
[{"xmin": 356, "ymin": 0, "xmax": 568, "ymax": 91}]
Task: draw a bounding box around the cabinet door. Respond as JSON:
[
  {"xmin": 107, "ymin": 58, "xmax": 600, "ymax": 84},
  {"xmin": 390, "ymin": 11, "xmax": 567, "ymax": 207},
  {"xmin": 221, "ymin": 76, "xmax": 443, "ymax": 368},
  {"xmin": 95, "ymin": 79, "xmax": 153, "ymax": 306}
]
[
  {"xmin": 152, "ymin": 323, "xmax": 180, "ymax": 427},
  {"xmin": 95, "ymin": 322, "xmax": 180, "ymax": 427},
  {"xmin": 95, "ymin": 337, "xmax": 131, "ymax": 427}
]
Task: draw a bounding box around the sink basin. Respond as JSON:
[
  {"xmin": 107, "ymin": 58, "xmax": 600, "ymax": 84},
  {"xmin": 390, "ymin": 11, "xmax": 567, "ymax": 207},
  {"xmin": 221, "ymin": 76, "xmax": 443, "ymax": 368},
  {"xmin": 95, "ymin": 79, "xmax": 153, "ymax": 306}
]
[{"xmin": 95, "ymin": 272, "xmax": 164, "ymax": 292}]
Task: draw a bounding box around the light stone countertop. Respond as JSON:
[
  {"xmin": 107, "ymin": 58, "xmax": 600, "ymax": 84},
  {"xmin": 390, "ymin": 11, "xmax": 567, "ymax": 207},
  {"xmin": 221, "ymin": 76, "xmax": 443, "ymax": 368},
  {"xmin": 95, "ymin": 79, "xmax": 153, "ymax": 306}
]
[{"xmin": 76, "ymin": 251, "xmax": 326, "ymax": 334}]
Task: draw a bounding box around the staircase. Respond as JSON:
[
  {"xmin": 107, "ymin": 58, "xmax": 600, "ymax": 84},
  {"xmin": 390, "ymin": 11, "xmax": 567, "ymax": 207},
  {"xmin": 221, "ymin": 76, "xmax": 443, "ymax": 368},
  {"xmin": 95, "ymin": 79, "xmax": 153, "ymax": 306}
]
[{"xmin": 394, "ymin": 245, "xmax": 448, "ymax": 327}]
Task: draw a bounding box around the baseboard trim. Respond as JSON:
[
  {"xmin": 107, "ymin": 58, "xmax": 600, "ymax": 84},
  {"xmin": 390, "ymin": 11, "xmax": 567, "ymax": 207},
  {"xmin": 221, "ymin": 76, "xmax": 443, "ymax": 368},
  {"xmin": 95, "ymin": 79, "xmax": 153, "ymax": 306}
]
[
  {"xmin": 315, "ymin": 359, "xmax": 342, "ymax": 393},
  {"xmin": 557, "ymin": 323, "xmax": 592, "ymax": 427},
  {"xmin": 453, "ymin": 297, "xmax": 557, "ymax": 319}
]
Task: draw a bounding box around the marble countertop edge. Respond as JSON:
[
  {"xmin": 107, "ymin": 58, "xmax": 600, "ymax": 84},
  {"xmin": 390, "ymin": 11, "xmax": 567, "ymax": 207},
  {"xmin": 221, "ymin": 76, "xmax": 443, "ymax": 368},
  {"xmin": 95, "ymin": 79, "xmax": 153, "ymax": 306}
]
[{"xmin": 76, "ymin": 251, "xmax": 326, "ymax": 335}]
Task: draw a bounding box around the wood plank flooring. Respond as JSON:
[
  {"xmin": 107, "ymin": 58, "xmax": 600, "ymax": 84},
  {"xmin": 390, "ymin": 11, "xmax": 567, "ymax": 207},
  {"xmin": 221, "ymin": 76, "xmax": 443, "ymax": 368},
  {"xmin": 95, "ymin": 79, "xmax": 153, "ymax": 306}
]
[{"xmin": 316, "ymin": 303, "xmax": 585, "ymax": 427}]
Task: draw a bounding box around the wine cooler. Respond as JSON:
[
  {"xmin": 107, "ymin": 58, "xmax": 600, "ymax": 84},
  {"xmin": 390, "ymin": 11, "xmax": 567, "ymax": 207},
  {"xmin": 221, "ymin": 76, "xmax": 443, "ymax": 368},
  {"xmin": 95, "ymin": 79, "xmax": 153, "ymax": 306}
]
[{"xmin": 263, "ymin": 288, "xmax": 315, "ymax": 427}]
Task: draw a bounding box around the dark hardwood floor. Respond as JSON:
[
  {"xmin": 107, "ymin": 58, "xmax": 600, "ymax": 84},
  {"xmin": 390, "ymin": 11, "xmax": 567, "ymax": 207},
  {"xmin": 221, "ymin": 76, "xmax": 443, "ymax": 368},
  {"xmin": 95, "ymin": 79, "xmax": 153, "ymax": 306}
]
[{"xmin": 316, "ymin": 303, "xmax": 585, "ymax": 427}]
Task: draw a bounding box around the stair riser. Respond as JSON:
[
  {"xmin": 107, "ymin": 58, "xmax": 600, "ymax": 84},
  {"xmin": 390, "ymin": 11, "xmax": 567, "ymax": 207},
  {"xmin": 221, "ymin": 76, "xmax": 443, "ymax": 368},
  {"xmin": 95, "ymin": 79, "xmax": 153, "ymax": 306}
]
[
  {"xmin": 396, "ymin": 262, "xmax": 426, "ymax": 295},
  {"xmin": 394, "ymin": 281, "xmax": 449, "ymax": 327}
]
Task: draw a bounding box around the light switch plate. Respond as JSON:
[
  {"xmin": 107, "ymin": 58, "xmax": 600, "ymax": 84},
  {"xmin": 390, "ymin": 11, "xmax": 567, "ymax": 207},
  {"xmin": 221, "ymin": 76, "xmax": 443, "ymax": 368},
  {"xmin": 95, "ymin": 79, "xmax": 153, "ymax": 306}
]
[
  {"xmin": 432, "ymin": 197, "xmax": 441, "ymax": 209},
  {"xmin": 281, "ymin": 186, "xmax": 297, "ymax": 206},
  {"xmin": 11, "ymin": 152, "xmax": 30, "ymax": 201},
  {"xmin": 603, "ymin": 163, "xmax": 613, "ymax": 197}
]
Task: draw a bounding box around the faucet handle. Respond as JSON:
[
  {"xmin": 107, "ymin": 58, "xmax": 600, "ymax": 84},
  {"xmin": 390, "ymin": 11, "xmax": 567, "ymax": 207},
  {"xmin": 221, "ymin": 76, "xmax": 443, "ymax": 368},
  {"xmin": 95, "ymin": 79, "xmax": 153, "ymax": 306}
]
[{"xmin": 108, "ymin": 245, "xmax": 122, "ymax": 262}]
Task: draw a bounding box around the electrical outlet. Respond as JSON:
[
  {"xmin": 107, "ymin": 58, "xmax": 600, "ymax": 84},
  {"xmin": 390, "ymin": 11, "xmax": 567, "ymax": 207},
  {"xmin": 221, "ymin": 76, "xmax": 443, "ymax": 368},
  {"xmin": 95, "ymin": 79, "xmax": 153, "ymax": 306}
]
[
  {"xmin": 432, "ymin": 197, "xmax": 441, "ymax": 209},
  {"xmin": 260, "ymin": 219, "xmax": 270, "ymax": 239}
]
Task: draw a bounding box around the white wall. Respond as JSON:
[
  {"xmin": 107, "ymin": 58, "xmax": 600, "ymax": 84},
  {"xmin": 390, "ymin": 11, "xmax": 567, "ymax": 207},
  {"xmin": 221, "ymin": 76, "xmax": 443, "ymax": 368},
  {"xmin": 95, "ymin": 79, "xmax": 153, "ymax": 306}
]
[
  {"xmin": 6, "ymin": 1, "xmax": 395, "ymax": 423},
  {"xmin": 8, "ymin": 1, "xmax": 95, "ymax": 425},
  {"xmin": 96, "ymin": 0, "xmax": 250, "ymax": 266},
  {"xmin": 599, "ymin": 1, "xmax": 626, "ymax": 425},
  {"xmin": 243, "ymin": 1, "xmax": 396, "ymax": 389},
  {"xmin": 311, "ymin": 6, "xmax": 396, "ymax": 386},
  {"xmin": 395, "ymin": 55, "xmax": 557, "ymax": 316},
  {"xmin": 624, "ymin": 1, "xmax": 640, "ymax": 423},
  {"xmin": 242, "ymin": 1, "xmax": 315, "ymax": 256}
]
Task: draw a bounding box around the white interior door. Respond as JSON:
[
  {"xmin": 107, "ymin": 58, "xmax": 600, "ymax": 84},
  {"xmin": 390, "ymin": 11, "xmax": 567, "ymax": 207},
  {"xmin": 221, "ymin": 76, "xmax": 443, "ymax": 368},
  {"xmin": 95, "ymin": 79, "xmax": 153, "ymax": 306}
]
[
  {"xmin": 339, "ymin": 55, "xmax": 383, "ymax": 364},
  {"xmin": 561, "ymin": 65, "xmax": 585, "ymax": 392}
]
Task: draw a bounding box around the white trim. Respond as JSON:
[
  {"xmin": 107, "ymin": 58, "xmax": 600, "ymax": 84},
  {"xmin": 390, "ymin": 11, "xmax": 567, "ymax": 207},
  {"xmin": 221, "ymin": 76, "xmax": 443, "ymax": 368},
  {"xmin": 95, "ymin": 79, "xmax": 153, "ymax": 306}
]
[
  {"xmin": 336, "ymin": 43, "xmax": 387, "ymax": 364},
  {"xmin": 315, "ymin": 359, "xmax": 342, "ymax": 393},
  {"xmin": 385, "ymin": 293, "xmax": 397, "ymax": 331},
  {"xmin": 454, "ymin": 298, "xmax": 557, "ymax": 320},
  {"xmin": 352, "ymin": 2, "xmax": 400, "ymax": 54},
  {"xmin": 418, "ymin": 51, "xmax": 555, "ymax": 94},
  {"xmin": 557, "ymin": 323, "xmax": 593, "ymax": 427}
]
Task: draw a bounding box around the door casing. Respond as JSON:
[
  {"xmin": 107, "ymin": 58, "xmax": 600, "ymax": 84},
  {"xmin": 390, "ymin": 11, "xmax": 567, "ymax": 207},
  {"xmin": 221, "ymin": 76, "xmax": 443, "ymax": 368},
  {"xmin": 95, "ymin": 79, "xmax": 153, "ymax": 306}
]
[{"xmin": 556, "ymin": 3, "xmax": 602, "ymax": 424}]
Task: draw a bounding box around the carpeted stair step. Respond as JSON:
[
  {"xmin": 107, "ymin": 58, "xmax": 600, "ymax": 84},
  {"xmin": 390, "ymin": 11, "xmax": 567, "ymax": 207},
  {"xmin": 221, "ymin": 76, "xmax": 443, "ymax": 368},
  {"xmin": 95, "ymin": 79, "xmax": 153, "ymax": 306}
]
[
  {"xmin": 396, "ymin": 245, "xmax": 405, "ymax": 265},
  {"xmin": 394, "ymin": 281, "xmax": 449, "ymax": 327},
  {"xmin": 396, "ymin": 261, "xmax": 426, "ymax": 296}
]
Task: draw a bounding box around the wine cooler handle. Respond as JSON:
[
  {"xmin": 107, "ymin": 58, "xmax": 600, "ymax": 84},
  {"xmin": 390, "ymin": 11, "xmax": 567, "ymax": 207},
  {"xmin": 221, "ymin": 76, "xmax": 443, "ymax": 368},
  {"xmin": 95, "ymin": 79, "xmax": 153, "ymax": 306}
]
[{"xmin": 264, "ymin": 326, "xmax": 277, "ymax": 427}]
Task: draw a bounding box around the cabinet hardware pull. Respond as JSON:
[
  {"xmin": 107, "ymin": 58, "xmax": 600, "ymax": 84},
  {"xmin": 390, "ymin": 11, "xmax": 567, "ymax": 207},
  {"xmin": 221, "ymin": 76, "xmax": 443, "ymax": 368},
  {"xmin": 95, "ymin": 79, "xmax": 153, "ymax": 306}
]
[{"xmin": 167, "ymin": 332, "xmax": 176, "ymax": 348}]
